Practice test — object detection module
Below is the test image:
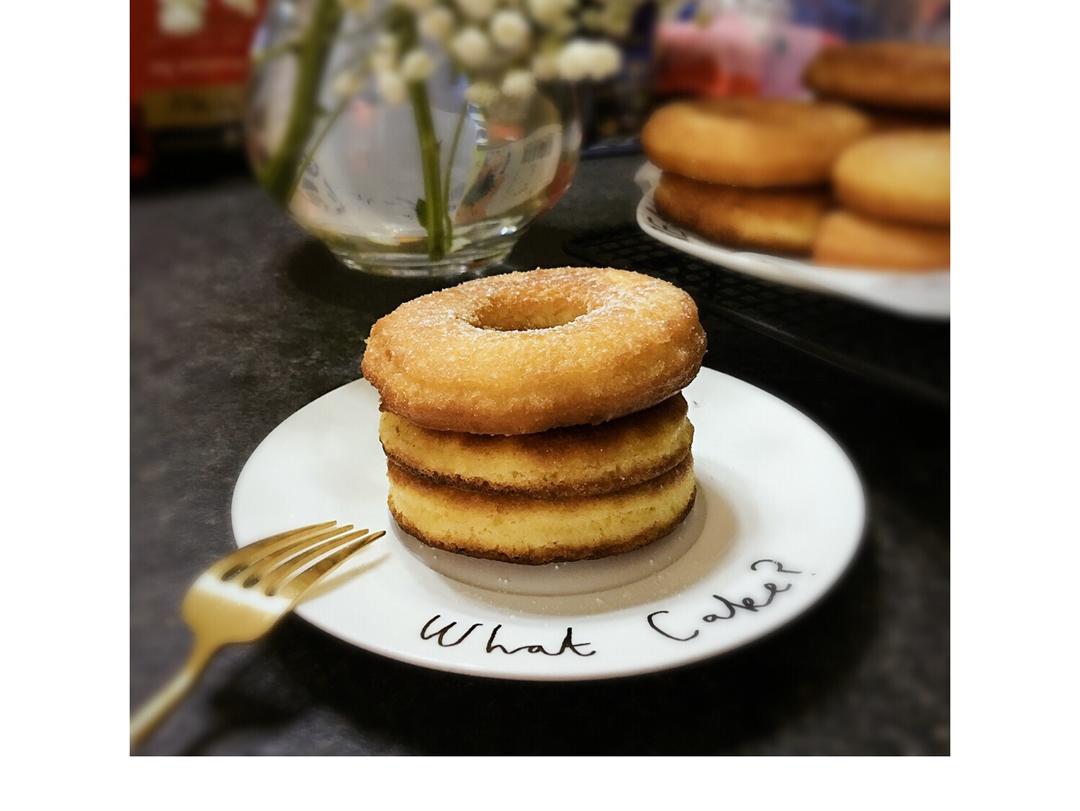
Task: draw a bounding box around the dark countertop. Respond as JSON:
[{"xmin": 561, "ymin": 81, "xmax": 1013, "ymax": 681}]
[{"xmin": 131, "ymin": 155, "xmax": 948, "ymax": 755}]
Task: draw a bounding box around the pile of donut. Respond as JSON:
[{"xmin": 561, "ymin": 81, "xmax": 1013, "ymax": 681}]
[
  {"xmin": 642, "ymin": 41, "xmax": 950, "ymax": 270},
  {"xmin": 362, "ymin": 266, "xmax": 706, "ymax": 564}
]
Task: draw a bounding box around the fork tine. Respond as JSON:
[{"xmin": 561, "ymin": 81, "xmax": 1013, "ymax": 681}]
[
  {"xmin": 255, "ymin": 528, "xmax": 373, "ymax": 594},
  {"xmin": 263, "ymin": 530, "xmax": 384, "ymax": 598},
  {"xmin": 229, "ymin": 525, "xmax": 363, "ymax": 583},
  {"xmin": 207, "ymin": 521, "xmax": 337, "ymax": 578},
  {"xmin": 275, "ymin": 531, "xmax": 385, "ymax": 602}
]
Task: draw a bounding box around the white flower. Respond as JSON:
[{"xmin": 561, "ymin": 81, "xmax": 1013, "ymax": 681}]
[
  {"xmin": 556, "ymin": 39, "xmax": 622, "ymax": 81},
  {"xmin": 158, "ymin": 0, "xmax": 205, "ymax": 37},
  {"xmin": 531, "ymin": 51, "xmax": 558, "ymax": 80},
  {"xmin": 590, "ymin": 41, "xmax": 622, "ymax": 79},
  {"xmin": 555, "ymin": 39, "xmax": 593, "ymax": 81},
  {"xmin": 455, "ymin": 0, "xmax": 496, "ymax": 21},
  {"xmin": 375, "ymin": 32, "xmax": 398, "ymax": 55},
  {"xmin": 371, "ymin": 50, "xmax": 397, "ymax": 73},
  {"xmin": 418, "ymin": 7, "xmax": 455, "ymax": 42},
  {"xmin": 465, "ymin": 81, "xmax": 499, "ymax": 107},
  {"xmin": 370, "ymin": 33, "xmax": 399, "ymax": 71},
  {"xmin": 527, "ymin": 0, "xmax": 571, "ymax": 28},
  {"xmin": 394, "ymin": 0, "xmax": 434, "ymax": 12},
  {"xmin": 581, "ymin": 6, "xmax": 636, "ymax": 36},
  {"xmin": 376, "ymin": 70, "xmax": 407, "ymax": 105},
  {"xmin": 501, "ymin": 69, "xmax": 536, "ymax": 98},
  {"xmin": 451, "ymin": 26, "xmax": 493, "ymax": 69},
  {"xmin": 400, "ymin": 49, "xmax": 435, "ymax": 82},
  {"xmin": 491, "ymin": 10, "xmax": 530, "ymax": 53},
  {"xmin": 332, "ymin": 69, "xmax": 365, "ymax": 100}
]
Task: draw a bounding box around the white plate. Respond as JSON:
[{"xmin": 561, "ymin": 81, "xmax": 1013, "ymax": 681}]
[
  {"xmin": 634, "ymin": 163, "xmax": 949, "ymax": 320},
  {"xmin": 231, "ymin": 370, "xmax": 866, "ymax": 681}
]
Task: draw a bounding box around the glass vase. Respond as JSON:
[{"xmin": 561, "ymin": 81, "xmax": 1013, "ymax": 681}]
[{"xmin": 244, "ymin": 0, "xmax": 582, "ymax": 277}]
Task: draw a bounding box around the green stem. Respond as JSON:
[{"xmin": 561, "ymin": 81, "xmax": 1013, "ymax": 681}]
[
  {"xmin": 440, "ymin": 103, "xmax": 468, "ymax": 241},
  {"xmin": 251, "ymin": 36, "xmax": 301, "ymax": 69},
  {"xmin": 408, "ymin": 80, "xmax": 447, "ymax": 261},
  {"xmin": 286, "ymin": 94, "xmax": 350, "ymax": 203},
  {"xmin": 257, "ymin": 0, "xmax": 342, "ymax": 205}
]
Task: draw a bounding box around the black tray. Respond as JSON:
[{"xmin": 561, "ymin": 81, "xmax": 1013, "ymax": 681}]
[{"xmin": 563, "ymin": 225, "xmax": 949, "ymax": 405}]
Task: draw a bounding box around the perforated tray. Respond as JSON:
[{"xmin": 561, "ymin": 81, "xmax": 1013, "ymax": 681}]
[{"xmin": 563, "ymin": 225, "xmax": 949, "ymax": 405}]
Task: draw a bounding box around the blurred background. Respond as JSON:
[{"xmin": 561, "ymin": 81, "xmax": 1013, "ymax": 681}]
[{"xmin": 132, "ymin": 0, "xmax": 949, "ymax": 183}]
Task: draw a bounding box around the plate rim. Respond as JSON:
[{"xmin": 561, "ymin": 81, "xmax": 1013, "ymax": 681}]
[{"xmin": 230, "ymin": 369, "xmax": 869, "ymax": 681}]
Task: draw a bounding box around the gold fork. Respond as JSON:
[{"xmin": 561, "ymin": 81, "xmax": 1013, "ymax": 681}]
[{"xmin": 130, "ymin": 521, "xmax": 384, "ymax": 749}]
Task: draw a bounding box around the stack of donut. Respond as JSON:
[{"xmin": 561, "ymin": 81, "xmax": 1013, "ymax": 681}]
[
  {"xmin": 361, "ymin": 267, "xmax": 707, "ymax": 565},
  {"xmin": 642, "ymin": 40, "xmax": 950, "ymax": 270}
]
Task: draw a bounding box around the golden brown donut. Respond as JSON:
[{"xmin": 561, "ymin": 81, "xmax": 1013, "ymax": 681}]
[
  {"xmin": 805, "ymin": 41, "xmax": 950, "ymax": 113},
  {"xmin": 833, "ymin": 130, "xmax": 949, "ymax": 226},
  {"xmin": 380, "ymin": 394, "xmax": 692, "ymax": 497},
  {"xmin": 361, "ymin": 267, "xmax": 706, "ymax": 435},
  {"xmin": 655, "ymin": 171, "xmax": 830, "ymax": 255},
  {"xmin": 642, "ymin": 98, "xmax": 871, "ymax": 187},
  {"xmin": 387, "ymin": 456, "xmax": 697, "ymax": 564},
  {"xmin": 813, "ymin": 210, "xmax": 949, "ymax": 270}
]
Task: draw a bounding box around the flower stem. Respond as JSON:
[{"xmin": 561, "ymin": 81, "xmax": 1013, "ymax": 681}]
[
  {"xmin": 286, "ymin": 94, "xmax": 350, "ymax": 203},
  {"xmin": 441, "ymin": 103, "xmax": 468, "ymax": 241},
  {"xmin": 257, "ymin": 0, "xmax": 342, "ymax": 205},
  {"xmin": 408, "ymin": 80, "xmax": 448, "ymax": 261},
  {"xmin": 251, "ymin": 35, "xmax": 301, "ymax": 69}
]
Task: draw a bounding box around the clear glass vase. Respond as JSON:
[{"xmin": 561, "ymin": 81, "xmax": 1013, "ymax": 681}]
[{"xmin": 244, "ymin": 0, "xmax": 582, "ymax": 277}]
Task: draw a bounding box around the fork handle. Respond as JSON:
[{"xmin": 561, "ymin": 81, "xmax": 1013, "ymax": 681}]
[{"xmin": 130, "ymin": 640, "xmax": 218, "ymax": 750}]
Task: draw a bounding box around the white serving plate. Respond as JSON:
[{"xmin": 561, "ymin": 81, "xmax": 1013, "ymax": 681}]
[{"xmin": 231, "ymin": 369, "xmax": 866, "ymax": 681}]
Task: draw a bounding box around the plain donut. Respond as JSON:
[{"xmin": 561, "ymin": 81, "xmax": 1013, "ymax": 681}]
[
  {"xmin": 655, "ymin": 171, "xmax": 830, "ymax": 255},
  {"xmin": 805, "ymin": 41, "xmax": 950, "ymax": 113},
  {"xmin": 833, "ymin": 130, "xmax": 950, "ymax": 227},
  {"xmin": 642, "ymin": 98, "xmax": 871, "ymax": 187}
]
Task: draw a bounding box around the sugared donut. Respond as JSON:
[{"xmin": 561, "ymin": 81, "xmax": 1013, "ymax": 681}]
[
  {"xmin": 362, "ymin": 267, "xmax": 706, "ymax": 435},
  {"xmin": 380, "ymin": 394, "xmax": 692, "ymax": 497},
  {"xmin": 655, "ymin": 171, "xmax": 830, "ymax": 255},
  {"xmin": 642, "ymin": 98, "xmax": 871, "ymax": 187},
  {"xmin": 805, "ymin": 41, "xmax": 950, "ymax": 113},
  {"xmin": 387, "ymin": 456, "xmax": 697, "ymax": 564},
  {"xmin": 833, "ymin": 130, "xmax": 950, "ymax": 227},
  {"xmin": 813, "ymin": 210, "xmax": 950, "ymax": 270}
]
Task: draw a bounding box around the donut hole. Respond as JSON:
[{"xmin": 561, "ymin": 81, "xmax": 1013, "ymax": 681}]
[{"xmin": 468, "ymin": 293, "xmax": 590, "ymax": 332}]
